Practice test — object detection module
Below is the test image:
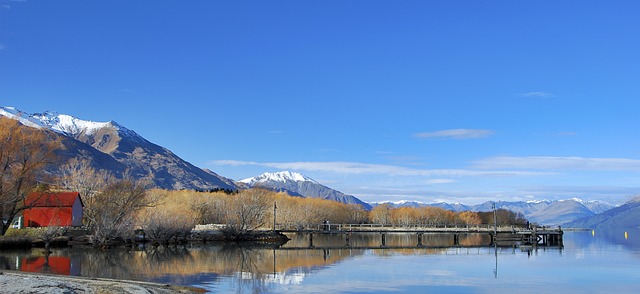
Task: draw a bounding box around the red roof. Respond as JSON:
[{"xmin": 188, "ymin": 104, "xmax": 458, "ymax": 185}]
[{"xmin": 25, "ymin": 192, "xmax": 82, "ymax": 207}]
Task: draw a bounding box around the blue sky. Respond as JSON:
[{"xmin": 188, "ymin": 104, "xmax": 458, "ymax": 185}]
[{"xmin": 2, "ymin": 1, "xmax": 639, "ymax": 205}]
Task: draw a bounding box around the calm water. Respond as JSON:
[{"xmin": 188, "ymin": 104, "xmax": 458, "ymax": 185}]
[{"xmin": 1, "ymin": 229, "xmax": 639, "ymax": 293}]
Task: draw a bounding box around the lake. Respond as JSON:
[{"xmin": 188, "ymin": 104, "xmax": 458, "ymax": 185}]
[{"xmin": 1, "ymin": 228, "xmax": 639, "ymax": 293}]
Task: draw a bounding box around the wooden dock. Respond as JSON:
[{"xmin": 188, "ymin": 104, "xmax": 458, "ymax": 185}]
[{"xmin": 277, "ymin": 224, "xmax": 563, "ymax": 248}]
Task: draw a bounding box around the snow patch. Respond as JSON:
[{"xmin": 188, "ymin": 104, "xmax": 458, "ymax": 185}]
[
  {"xmin": 30, "ymin": 111, "xmax": 110, "ymax": 135},
  {"xmin": 240, "ymin": 171, "xmax": 318, "ymax": 185},
  {"xmin": 0, "ymin": 106, "xmax": 46, "ymax": 129},
  {"xmin": 1, "ymin": 106, "xmax": 141, "ymax": 139}
]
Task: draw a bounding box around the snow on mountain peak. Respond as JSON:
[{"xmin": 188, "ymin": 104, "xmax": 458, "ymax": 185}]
[
  {"xmin": 30, "ymin": 111, "xmax": 110, "ymax": 136},
  {"xmin": 240, "ymin": 171, "xmax": 318, "ymax": 185},
  {"xmin": 1, "ymin": 106, "xmax": 140, "ymax": 138},
  {"xmin": 0, "ymin": 106, "xmax": 45, "ymax": 129},
  {"xmin": 569, "ymin": 197, "xmax": 596, "ymax": 204}
]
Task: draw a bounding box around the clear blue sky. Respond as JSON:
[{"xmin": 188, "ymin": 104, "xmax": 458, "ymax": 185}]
[{"xmin": 2, "ymin": 1, "xmax": 639, "ymax": 204}]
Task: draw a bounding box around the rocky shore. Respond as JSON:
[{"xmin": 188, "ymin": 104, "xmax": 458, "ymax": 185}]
[{"xmin": 0, "ymin": 271, "xmax": 205, "ymax": 294}]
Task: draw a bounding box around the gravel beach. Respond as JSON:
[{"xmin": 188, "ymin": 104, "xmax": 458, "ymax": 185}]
[{"xmin": 0, "ymin": 271, "xmax": 205, "ymax": 294}]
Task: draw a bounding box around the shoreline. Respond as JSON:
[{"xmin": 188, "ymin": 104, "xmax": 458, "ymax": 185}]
[{"xmin": 0, "ymin": 270, "xmax": 206, "ymax": 293}]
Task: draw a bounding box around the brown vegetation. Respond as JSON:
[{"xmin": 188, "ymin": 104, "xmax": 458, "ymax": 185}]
[{"xmin": 0, "ymin": 117, "xmax": 62, "ymax": 235}]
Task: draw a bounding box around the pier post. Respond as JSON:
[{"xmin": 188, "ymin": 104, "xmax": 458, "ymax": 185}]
[
  {"xmin": 309, "ymin": 233, "xmax": 314, "ymax": 248},
  {"xmin": 345, "ymin": 233, "xmax": 350, "ymax": 247},
  {"xmin": 558, "ymin": 226, "xmax": 564, "ymax": 246},
  {"xmin": 417, "ymin": 233, "xmax": 423, "ymax": 247},
  {"xmin": 453, "ymin": 234, "xmax": 459, "ymax": 246},
  {"xmin": 381, "ymin": 233, "xmax": 387, "ymax": 247}
]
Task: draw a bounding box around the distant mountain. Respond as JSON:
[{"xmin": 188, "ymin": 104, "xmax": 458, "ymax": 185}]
[
  {"xmin": 370, "ymin": 198, "xmax": 614, "ymax": 226},
  {"xmin": 1, "ymin": 106, "xmax": 237, "ymax": 191},
  {"xmin": 370, "ymin": 201, "xmax": 472, "ymax": 211},
  {"xmin": 239, "ymin": 171, "xmax": 372, "ymax": 210},
  {"xmin": 566, "ymin": 197, "xmax": 640, "ymax": 229},
  {"xmin": 527, "ymin": 200, "xmax": 595, "ymax": 225}
]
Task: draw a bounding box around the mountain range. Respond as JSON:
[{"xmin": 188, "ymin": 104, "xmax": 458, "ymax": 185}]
[
  {"xmin": 371, "ymin": 198, "xmax": 615, "ymax": 226},
  {"xmin": 2, "ymin": 106, "xmax": 634, "ymax": 227}
]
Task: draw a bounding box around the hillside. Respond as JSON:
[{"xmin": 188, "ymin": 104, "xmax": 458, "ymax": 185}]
[
  {"xmin": 1, "ymin": 107, "xmax": 237, "ymax": 191},
  {"xmin": 566, "ymin": 197, "xmax": 640, "ymax": 229},
  {"xmin": 240, "ymin": 171, "xmax": 372, "ymax": 209},
  {"xmin": 527, "ymin": 200, "xmax": 595, "ymax": 226}
]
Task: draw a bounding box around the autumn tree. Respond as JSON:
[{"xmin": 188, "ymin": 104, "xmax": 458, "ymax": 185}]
[
  {"xmin": 139, "ymin": 206, "xmax": 196, "ymax": 245},
  {"xmin": 417, "ymin": 207, "xmax": 452, "ymax": 225},
  {"xmin": 188, "ymin": 190, "xmax": 228, "ymax": 225},
  {"xmin": 59, "ymin": 158, "xmax": 115, "ymax": 227},
  {"xmin": 391, "ymin": 207, "xmax": 418, "ymax": 226},
  {"xmin": 345, "ymin": 204, "xmax": 369, "ymax": 224},
  {"xmin": 0, "ymin": 117, "xmax": 61, "ymax": 235},
  {"xmin": 369, "ymin": 204, "xmax": 392, "ymax": 225},
  {"xmin": 225, "ymin": 188, "xmax": 272, "ymax": 234},
  {"xmin": 458, "ymin": 211, "xmax": 482, "ymax": 225}
]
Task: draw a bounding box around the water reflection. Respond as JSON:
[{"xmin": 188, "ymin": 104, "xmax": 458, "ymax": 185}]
[
  {"xmin": 282, "ymin": 232, "xmax": 491, "ymax": 249},
  {"xmin": 0, "ymin": 233, "xmax": 493, "ymax": 284},
  {"xmin": 0, "ymin": 231, "xmax": 637, "ymax": 293}
]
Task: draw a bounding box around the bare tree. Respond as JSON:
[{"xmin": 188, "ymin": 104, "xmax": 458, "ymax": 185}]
[
  {"xmin": 86, "ymin": 176, "xmax": 152, "ymax": 247},
  {"xmin": 226, "ymin": 189, "xmax": 271, "ymax": 233},
  {"xmin": 59, "ymin": 158, "xmax": 115, "ymax": 227},
  {"xmin": 0, "ymin": 117, "xmax": 61, "ymax": 235}
]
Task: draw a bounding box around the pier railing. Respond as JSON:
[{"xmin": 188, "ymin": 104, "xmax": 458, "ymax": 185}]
[
  {"xmin": 276, "ymin": 223, "xmax": 563, "ymax": 248},
  {"xmin": 276, "ymin": 223, "xmax": 554, "ymax": 233}
]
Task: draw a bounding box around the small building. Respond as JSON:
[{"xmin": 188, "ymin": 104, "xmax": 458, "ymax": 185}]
[{"xmin": 22, "ymin": 192, "xmax": 83, "ymax": 227}]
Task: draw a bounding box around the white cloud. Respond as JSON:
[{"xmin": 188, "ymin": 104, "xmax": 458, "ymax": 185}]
[
  {"xmin": 414, "ymin": 129, "xmax": 494, "ymax": 140},
  {"xmin": 472, "ymin": 156, "xmax": 640, "ymax": 171},
  {"xmin": 519, "ymin": 91, "xmax": 555, "ymax": 98},
  {"xmin": 425, "ymin": 179, "xmax": 455, "ymax": 185},
  {"xmin": 211, "ymin": 160, "xmax": 544, "ymax": 177}
]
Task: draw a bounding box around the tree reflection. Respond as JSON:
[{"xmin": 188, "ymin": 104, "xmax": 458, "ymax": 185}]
[{"xmin": 0, "ymin": 232, "xmax": 526, "ymax": 293}]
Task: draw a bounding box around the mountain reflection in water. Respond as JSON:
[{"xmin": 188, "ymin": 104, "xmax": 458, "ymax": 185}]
[
  {"xmin": 0, "ymin": 232, "xmax": 488, "ymax": 284},
  {"xmin": 0, "ymin": 230, "xmax": 638, "ymax": 293}
]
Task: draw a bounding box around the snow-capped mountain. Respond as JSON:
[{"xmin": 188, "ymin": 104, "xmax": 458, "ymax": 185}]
[
  {"xmin": 1, "ymin": 107, "xmax": 118, "ymax": 135},
  {"xmin": 568, "ymin": 198, "xmax": 613, "ymax": 214},
  {"xmin": 240, "ymin": 171, "xmax": 372, "ymax": 210},
  {"xmin": 240, "ymin": 171, "xmax": 317, "ymax": 186},
  {"xmin": 369, "ymin": 197, "xmax": 615, "ymax": 226},
  {"xmin": 567, "ymin": 196, "xmax": 640, "ymax": 229},
  {"xmin": 371, "ymin": 200, "xmax": 473, "ymax": 211},
  {"xmin": 1, "ymin": 106, "xmax": 237, "ymax": 191}
]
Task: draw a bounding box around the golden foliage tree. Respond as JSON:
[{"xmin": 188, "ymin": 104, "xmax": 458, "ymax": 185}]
[
  {"xmin": 458, "ymin": 211, "xmax": 482, "ymax": 225},
  {"xmin": 369, "ymin": 204, "xmax": 392, "ymax": 225},
  {"xmin": 151, "ymin": 189, "xmax": 369, "ymax": 232},
  {"xmin": 0, "ymin": 117, "xmax": 61, "ymax": 235},
  {"xmin": 138, "ymin": 191, "xmax": 197, "ymax": 245},
  {"xmin": 391, "ymin": 207, "xmax": 418, "ymax": 226}
]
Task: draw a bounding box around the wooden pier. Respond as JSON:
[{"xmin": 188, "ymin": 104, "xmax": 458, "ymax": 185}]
[{"xmin": 277, "ymin": 224, "xmax": 563, "ymax": 248}]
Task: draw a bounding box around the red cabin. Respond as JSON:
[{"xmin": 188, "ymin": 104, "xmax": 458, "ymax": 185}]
[{"xmin": 22, "ymin": 192, "xmax": 83, "ymax": 227}]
